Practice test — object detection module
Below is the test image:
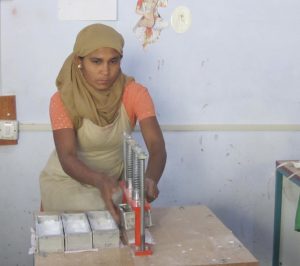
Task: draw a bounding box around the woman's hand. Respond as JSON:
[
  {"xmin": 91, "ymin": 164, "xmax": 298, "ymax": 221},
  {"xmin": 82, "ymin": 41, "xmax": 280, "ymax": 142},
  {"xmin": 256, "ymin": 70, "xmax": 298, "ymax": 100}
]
[
  {"xmin": 94, "ymin": 174, "xmax": 121, "ymax": 226},
  {"xmin": 145, "ymin": 177, "xmax": 159, "ymax": 203}
]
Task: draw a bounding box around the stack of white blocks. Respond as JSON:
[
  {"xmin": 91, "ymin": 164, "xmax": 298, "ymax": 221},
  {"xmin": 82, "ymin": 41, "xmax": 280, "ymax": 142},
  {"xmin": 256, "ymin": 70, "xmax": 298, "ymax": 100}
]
[{"xmin": 35, "ymin": 210, "xmax": 119, "ymax": 253}]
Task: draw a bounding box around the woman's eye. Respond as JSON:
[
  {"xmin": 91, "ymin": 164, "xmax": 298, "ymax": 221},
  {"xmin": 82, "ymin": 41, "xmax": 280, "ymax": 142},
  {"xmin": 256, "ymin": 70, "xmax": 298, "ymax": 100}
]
[
  {"xmin": 90, "ymin": 58, "xmax": 102, "ymax": 65},
  {"xmin": 110, "ymin": 59, "xmax": 120, "ymax": 64}
]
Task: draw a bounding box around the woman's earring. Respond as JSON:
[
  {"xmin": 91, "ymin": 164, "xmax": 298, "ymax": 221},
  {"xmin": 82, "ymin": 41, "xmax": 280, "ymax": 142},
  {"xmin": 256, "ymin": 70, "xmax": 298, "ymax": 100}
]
[{"xmin": 77, "ymin": 64, "xmax": 82, "ymax": 69}]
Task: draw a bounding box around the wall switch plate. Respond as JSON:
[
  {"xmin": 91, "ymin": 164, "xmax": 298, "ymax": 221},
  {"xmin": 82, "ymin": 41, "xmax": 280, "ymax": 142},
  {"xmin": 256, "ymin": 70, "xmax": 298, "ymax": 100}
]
[{"xmin": 0, "ymin": 120, "xmax": 18, "ymax": 140}]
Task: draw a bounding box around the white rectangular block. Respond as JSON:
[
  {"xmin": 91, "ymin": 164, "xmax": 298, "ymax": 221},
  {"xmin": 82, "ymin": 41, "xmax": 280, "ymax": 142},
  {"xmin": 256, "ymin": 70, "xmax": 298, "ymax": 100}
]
[
  {"xmin": 87, "ymin": 211, "xmax": 120, "ymax": 249},
  {"xmin": 35, "ymin": 214, "xmax": 64, "ymax": 253},
  {"xmin": 119, "ymin": 204, "xmax": 135, "ymax": 230},
  {"xmin": 119, "ymin": 204, "xmax": 153, "ymax": 230},
  {"xmin": 62, "ymin": 213, "xmax": 92, "ymax": 251}
]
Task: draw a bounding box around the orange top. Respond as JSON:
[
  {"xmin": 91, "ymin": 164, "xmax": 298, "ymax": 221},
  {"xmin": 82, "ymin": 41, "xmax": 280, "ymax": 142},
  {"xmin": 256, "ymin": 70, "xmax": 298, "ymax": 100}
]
[{"xmin": 50, "ymin": 81, "xmax": 156, "ymax": 130}]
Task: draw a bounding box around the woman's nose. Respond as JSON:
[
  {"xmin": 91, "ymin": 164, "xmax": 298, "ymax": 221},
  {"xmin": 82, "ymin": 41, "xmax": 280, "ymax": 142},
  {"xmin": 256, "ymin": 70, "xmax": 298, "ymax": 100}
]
[{"xmin": 100, "ymin": 63, "xmax": 110, "ymax": 75}]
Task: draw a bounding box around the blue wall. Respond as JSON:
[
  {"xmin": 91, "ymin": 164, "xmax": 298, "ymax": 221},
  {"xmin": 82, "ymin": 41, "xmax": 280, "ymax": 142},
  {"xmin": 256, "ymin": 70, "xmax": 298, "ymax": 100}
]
[{"xmin": 1, "ymin": 1, "xmax": 300, "ymax": 265}]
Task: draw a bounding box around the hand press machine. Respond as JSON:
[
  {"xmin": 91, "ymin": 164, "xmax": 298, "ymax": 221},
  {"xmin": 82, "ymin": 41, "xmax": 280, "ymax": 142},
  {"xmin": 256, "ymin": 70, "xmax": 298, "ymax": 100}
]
[{"xmin": 119, "ymin": 133, "xmax": 153, "ymax": 256}]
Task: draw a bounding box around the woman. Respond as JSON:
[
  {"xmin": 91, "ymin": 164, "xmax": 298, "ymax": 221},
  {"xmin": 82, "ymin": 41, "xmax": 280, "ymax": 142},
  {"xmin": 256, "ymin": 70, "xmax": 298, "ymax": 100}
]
[{"xmin": 39, "ymin": 23, "xmax": 167, "ymax": 225}]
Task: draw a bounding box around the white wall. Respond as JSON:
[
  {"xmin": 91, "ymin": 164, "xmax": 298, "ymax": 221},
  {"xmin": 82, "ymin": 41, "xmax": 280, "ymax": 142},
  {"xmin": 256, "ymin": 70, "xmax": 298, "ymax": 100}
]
[{"xmin": 1, "ymin": 0, "xmax": 300, "ymax": 265}]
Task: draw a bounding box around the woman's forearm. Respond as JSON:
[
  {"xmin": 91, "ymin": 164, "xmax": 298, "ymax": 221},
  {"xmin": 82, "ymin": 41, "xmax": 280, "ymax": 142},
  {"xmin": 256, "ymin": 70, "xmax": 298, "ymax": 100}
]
[
  {"xmin": 53, "ymin": 128, "xmax": 104, "ymax": 187},
  {"xmin": 145, "ymin": 143, "xmax": 167, "ymax": 184},
  {"xmin": 59, "ymin": 154, "xmax": 104, "ymax": 187}
]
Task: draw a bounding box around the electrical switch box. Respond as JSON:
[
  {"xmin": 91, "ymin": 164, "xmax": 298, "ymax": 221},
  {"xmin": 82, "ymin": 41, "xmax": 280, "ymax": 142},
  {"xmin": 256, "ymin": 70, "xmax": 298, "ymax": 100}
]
[
  {"xmin": 0, "ymin": 95, "xmax": 18, "ymax": 145},
  {"xmin": 0, "ymin": 120, "xmax": 18, "ymax": 140}
]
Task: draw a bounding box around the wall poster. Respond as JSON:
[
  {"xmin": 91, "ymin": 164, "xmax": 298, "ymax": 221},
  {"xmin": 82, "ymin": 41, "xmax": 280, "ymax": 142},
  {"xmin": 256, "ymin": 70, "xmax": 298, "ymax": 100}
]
[{"xmin": 133, "ymin": 0, "xmax": 168, "ymax": 48}]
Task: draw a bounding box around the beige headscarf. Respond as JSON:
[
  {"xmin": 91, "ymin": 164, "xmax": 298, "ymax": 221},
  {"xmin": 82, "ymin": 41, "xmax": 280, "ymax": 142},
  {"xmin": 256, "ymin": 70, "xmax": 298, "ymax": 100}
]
[{"xmin": 56, "ymin": 23, "xmax": 133, "ymax": 129}]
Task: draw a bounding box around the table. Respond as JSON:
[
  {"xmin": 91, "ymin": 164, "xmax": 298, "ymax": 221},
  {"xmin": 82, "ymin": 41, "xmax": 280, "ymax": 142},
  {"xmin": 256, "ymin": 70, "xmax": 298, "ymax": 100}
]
[
  {"xmin": 34, "ymin": 205, "xmax": 259, "ymax": 266},
  {"xmin": 273, "ymin": 160, "xmax": 300, "ymax": 266}
]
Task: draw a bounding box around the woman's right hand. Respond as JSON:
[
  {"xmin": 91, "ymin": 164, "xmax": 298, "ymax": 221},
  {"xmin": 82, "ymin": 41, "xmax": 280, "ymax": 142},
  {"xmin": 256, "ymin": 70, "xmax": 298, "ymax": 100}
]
[{"xmin": 94, "ymin": 174, "xmax": 121, "ymax": 226}]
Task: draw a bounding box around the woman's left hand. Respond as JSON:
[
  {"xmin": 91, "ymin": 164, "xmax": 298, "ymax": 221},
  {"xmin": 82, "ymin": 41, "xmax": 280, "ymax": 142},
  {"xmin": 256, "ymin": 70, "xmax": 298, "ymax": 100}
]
[{"xmin": 145, "ymin": 177, "xmax": 159, "ymax": 203}]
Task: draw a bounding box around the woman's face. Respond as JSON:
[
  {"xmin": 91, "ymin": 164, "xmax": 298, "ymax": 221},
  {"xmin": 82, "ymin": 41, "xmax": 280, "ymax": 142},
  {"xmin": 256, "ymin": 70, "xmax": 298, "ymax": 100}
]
[{"xmin": 80, "ymin": 47, "xmax": 122, "ymax": 91}]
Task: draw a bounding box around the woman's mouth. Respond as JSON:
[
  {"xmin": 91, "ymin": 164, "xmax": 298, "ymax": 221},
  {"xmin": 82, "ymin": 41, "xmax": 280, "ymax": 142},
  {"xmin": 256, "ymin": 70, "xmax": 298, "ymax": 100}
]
[{"xmin": 95, "ymin": 79, "xmax": 110, "ymax": 86}]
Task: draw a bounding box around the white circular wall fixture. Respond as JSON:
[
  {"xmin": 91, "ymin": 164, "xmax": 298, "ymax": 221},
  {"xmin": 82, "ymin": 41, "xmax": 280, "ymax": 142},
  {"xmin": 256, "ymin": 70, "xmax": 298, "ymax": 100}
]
[{"xmin": 171, "ymin": 6, "xmax": 192, "ymax": 33}]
